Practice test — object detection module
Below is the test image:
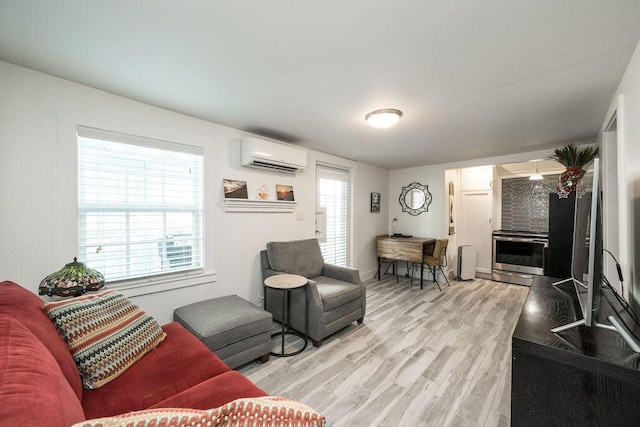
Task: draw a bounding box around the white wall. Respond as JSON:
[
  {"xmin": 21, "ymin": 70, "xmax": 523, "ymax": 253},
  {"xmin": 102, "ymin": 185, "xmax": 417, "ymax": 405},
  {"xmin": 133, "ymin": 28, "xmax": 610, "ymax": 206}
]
[
  {"xmin": 0, "ymin": 61, "xmax": 390, "ymax": 323},
  {"xmin": 353, "ymin": 161, "xmax": 390, "ymax": 279},
  {"xmin": 389, "ymin": 165, "xmax": 447, "ymax": 239},
  {"xmin": 389, "ymin": 148, "xmax": 559, "ymax": 277},
  {"xmin": 598, "ymin": 40, "xmax": 640, "ymax": 312},
  {"xmin": 213, "ymin": 136, "xmax": 308, "ymax": 308}
]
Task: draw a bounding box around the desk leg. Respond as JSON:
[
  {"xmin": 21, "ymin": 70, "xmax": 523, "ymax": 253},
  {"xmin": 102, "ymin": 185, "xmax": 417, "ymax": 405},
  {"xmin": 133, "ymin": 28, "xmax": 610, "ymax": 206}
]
[
  {"xmin": 420, "ymin": 262, "xmax": 424, "ymax": 289},
  {"xmin": 377, "ymin": 257, "xmax": 381, "ymax": 280},
  {"xmin": 393, "ymin": 261, "xmax": 398, "ymax": 283}
]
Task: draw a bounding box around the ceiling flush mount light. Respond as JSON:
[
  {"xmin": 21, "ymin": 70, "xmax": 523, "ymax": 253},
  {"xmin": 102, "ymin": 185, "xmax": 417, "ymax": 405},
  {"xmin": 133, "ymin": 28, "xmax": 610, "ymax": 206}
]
[
  {"xmin": 529, "ymin": 161, "xmax": 543, "ymax": 181},
  {"xmin": 365, "ymin": 109, "xmax": 403, "ymax": 128}
]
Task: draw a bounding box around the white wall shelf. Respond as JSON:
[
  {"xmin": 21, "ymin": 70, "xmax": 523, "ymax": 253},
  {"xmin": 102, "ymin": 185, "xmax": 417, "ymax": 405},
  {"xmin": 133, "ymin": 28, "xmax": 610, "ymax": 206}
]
[{"xmin": 223, "ymin": 198, "xmax": 296, "ymax": 213}]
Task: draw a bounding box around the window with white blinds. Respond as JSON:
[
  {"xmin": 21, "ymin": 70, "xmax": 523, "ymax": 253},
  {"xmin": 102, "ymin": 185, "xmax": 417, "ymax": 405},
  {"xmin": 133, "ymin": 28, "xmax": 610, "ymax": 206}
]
[
  {"xmin": 317, "ymin": 165, "xmax": 350, "ymax": 266},
  {"xmin": 77, "ymin": 126, "xmax": 204, "ymax": 282}
]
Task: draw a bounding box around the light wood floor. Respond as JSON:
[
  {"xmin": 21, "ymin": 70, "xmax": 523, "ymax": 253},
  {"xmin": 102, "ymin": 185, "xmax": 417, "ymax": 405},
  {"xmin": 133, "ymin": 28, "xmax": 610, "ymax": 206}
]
[{"xmin": 238, "ymin": 275, "xmax": 529, "ymax": 427}]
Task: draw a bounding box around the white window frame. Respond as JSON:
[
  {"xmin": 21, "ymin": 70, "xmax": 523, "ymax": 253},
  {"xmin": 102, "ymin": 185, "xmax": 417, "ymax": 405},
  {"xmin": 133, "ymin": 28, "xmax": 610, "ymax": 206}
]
[
  {"xmin": 77, "ymin": 126, "xmax": 204, "ymax": 283},
  {"xmin": 55, "ymin": 107, "xmax": 217, "ymax": 297},
  {"xmin": 315, "ymin": 163, "xmax": 353, "ymax": 267}
]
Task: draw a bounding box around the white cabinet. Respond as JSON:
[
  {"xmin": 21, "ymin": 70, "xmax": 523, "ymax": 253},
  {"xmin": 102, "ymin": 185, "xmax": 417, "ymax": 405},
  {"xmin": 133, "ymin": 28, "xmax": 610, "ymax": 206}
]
[{"xmin": 461, "ymin": 166, "xmax": 492, "ymax": 191}]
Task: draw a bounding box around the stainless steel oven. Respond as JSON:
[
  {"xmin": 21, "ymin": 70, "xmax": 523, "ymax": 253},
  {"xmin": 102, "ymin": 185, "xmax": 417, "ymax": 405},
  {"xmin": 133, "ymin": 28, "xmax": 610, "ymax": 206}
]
[{"xmin": 492, "ymin": 230, "xmax": 548, "ymax": 286}]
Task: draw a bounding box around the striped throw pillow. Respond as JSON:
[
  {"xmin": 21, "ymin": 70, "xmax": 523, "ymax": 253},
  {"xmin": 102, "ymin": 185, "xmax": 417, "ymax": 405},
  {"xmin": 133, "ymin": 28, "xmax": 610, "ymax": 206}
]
[
  {"xmin": 42, "ymin": 290, "xmax": 166, "ymax": 389},
  {"xmin": 73, "ymin": 396, "xmax": 326, "ymax": 427}
]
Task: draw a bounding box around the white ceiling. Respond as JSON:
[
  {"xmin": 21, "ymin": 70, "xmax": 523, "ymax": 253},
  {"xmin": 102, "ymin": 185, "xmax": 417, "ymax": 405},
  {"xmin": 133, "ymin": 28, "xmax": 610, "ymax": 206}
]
[{"xmin": 1, "ymin": 1, "xmax": 639, "ymax": 170}]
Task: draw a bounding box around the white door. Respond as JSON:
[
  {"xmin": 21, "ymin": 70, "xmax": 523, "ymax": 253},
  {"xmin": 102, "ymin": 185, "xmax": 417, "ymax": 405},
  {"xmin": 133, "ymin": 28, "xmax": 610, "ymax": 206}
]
[
  {"xmin": 316, "ymin": 165, "xmax": 351, "ymax": 266},
  {"xmin": 460, "ymin": 191, "xmax": 493, "ymax": 276}
]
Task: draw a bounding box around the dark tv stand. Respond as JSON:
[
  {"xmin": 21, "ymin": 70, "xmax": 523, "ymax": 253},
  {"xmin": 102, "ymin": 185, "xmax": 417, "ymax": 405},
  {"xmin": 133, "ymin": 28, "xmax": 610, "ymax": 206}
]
[
  {"xmin": 512, "ymin": 276, "xmax": 640, "ymax": 426},
  {"xmin": 549, "ymin": 278, "xmax": 640, "ymax": 352}
]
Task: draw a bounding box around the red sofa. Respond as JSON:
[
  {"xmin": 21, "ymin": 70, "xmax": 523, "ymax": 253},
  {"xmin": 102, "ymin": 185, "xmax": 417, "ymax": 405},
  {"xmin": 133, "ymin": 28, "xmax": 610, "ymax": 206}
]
[{"xmin": 0, "ymin": 281, "xmax": 268, "ymax": 426}]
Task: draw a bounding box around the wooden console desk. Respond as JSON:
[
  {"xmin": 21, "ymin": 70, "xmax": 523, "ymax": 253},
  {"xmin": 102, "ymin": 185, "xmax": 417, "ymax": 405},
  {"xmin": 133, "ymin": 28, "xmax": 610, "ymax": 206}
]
[
  {"xmin": 512, "ymin": 276, "xmax": 640, "ymax": 426},
  {"xmin": 376, "ymin": 235, "xmax": 435, "ymax": 289}
]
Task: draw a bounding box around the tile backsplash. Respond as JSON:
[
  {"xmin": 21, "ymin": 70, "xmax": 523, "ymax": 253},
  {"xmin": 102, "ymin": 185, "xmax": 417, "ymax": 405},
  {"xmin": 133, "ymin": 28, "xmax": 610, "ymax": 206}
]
[{"xmin": 501, "ymin": 172, "xmax": 593, "ymax": 233}]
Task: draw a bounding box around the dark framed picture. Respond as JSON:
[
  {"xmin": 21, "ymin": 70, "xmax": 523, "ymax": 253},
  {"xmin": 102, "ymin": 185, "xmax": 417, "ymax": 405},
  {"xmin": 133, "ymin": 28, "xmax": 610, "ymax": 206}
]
[
  {"xmin": 276, "ymin": 184, "xmax": 295, "ymax": 201},
  {"xmin": 371, "ymin": 192, "xmax": 381, "ymax": 213},
  {"xmin": 223, "ymin": 179, "xmax": 248, "ymax": 199}
]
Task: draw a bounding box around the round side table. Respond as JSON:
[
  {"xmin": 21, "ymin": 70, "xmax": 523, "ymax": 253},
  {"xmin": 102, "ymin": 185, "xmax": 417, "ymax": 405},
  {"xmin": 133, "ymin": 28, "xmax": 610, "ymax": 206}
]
[{"xmin": 263, "ymin": 274, "xmax": 309, "ymax": 357}]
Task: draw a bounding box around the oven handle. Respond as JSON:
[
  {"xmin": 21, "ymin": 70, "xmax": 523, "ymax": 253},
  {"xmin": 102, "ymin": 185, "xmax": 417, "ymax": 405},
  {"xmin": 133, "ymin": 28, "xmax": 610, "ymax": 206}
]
[{"xmin": 493, "ymin": 236, "xmax": 548, "ymax": 245}]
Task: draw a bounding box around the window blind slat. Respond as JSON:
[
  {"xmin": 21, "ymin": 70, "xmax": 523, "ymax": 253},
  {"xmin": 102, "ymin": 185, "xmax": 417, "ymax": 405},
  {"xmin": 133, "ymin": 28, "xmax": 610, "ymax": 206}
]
[
  {"xmin": 78, "ymin": 130, "xmax": 204, "ymax": 282},
  {"xmin": 317, "ymin": 165, "xmax": 350, "ymax": 266}
]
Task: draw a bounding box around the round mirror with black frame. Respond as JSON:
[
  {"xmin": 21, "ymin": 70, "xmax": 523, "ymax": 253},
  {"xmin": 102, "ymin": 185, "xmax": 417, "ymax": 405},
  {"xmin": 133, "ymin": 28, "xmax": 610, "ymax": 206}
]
[{"xmin": 399, "ymin": 182, "xmax": 432, "ymax": 215}]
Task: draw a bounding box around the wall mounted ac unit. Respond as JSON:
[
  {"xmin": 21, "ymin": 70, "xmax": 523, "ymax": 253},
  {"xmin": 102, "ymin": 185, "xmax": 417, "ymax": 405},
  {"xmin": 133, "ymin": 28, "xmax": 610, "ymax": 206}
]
[{"xmin": 240, "ymin": 137, "xmax": 307, "ymax": 173}]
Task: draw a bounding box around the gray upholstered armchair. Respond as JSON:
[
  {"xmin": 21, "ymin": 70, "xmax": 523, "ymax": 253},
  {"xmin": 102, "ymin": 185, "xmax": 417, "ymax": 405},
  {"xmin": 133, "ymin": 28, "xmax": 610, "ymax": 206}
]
[{"xmin": 261, "ymin": 238, "xmax": 366, "ymax": 347}]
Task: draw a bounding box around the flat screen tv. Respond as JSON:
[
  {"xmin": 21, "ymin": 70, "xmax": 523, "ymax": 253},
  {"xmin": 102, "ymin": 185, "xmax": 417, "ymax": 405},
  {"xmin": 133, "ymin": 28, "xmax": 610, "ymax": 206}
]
[{"xmin": 551, "ymin": 159, "xmax": 640, "ymax": 352}]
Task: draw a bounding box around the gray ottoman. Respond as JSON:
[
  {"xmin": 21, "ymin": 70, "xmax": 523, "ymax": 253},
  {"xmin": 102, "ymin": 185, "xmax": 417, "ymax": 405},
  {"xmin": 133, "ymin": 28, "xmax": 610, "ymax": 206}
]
[{"xmin": 173, "ymin": 295, "xmax": 272, "ymax": 369}]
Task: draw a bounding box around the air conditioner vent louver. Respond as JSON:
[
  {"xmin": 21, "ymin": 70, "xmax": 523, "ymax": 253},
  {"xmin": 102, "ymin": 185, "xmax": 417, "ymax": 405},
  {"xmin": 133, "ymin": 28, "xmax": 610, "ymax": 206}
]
[
  {"xmin": 240, "ymin": 137, "xmax": 307, "ymax": 174},
  {"xmin": 249, "ymin": 160, "xmax": 301, "ymax": 173}
]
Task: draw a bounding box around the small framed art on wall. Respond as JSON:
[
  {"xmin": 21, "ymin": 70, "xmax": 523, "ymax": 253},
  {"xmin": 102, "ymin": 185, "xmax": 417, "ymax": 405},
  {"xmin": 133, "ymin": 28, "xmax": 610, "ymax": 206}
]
[{"xmin": 371, "ymin": 192, "xmax": 381, "ymax": 213}]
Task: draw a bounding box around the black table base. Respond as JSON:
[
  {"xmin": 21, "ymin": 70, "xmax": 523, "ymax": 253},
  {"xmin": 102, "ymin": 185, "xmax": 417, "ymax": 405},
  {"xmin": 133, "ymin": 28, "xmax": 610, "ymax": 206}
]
[{"xmin": 266, "ymin": 284, "xmax": 309, "ymax": 357}]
